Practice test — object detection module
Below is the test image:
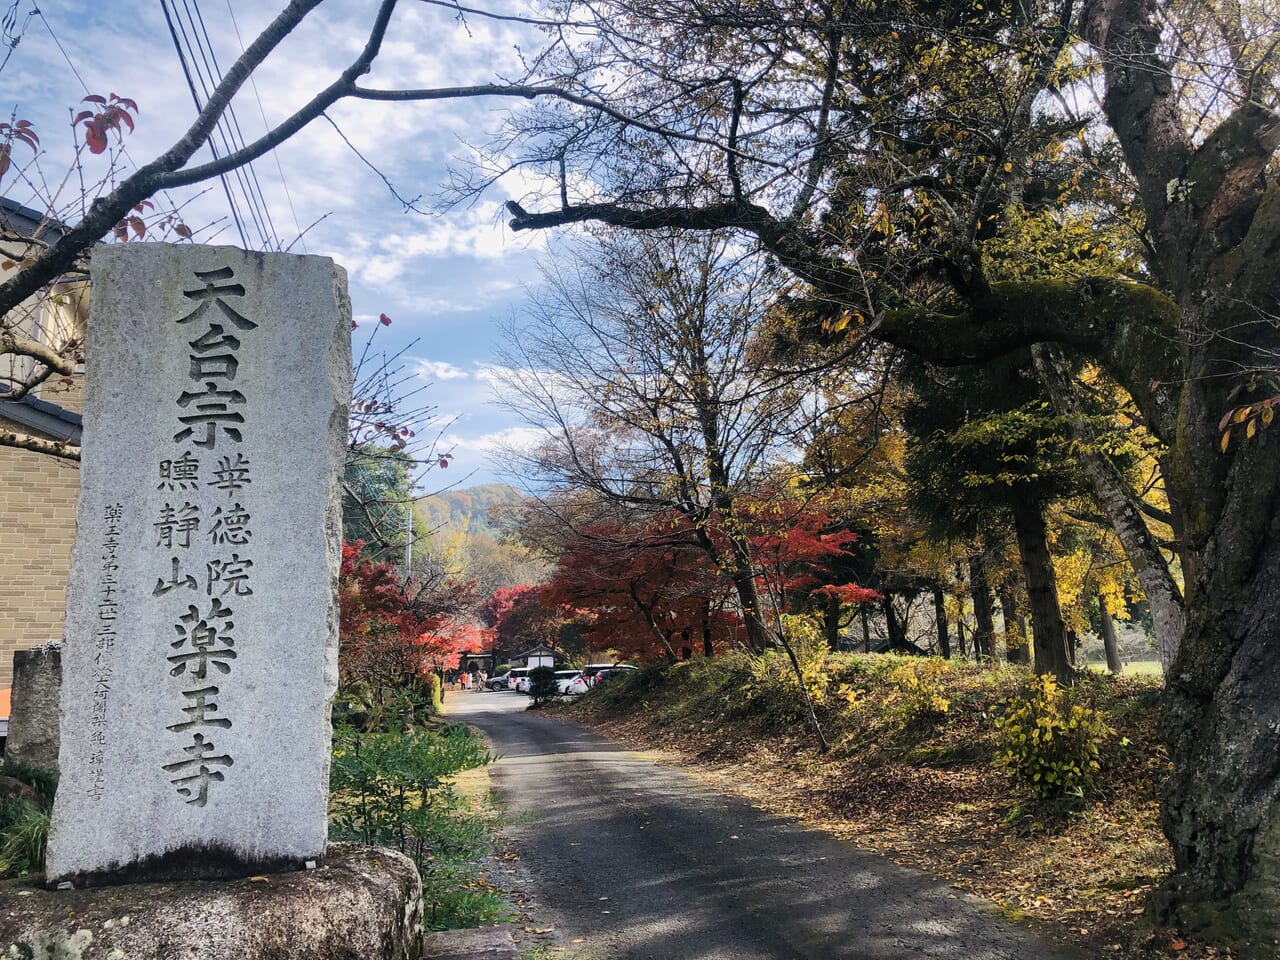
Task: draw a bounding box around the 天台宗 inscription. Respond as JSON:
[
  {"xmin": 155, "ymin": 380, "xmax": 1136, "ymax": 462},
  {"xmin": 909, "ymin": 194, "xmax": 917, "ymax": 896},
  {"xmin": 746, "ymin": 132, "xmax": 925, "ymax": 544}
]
[{"xmin": 47, "ymin": 245, "xmax": 352, "ymax": 884}]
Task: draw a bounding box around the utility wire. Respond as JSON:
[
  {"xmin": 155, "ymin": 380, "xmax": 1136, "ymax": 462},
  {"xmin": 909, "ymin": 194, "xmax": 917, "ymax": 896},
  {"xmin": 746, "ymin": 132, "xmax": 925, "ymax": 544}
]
[
  {"xmin": 0, "ymin": 0, "xmax": 37, "ymax": 77},
  {"xmin": 160, "ymin": 0, "xmax": 249, "ymax": 246},
  {"xmin": 225, "ymin": 0, "xmax": 306, "ymax": 252},
  {"xmin": 180, "ymin": 0, "xmax": 278, "ymax": 249}
]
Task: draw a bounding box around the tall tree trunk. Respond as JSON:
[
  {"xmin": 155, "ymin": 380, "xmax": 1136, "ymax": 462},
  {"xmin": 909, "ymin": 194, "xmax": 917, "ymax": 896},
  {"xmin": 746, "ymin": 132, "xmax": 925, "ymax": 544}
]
[
  {"xmin": 967, "ymin": 553, "xmax": 997, "ymax": 660},
  {"xmin": 1032, "ymin": 344, "xmax": 1184, "ymax": 672},
  {"xmin": 720, "ymin": 527, "xmax": 772, "ymax": 654},
  {"xmin": 931, "ymin": 583, "xmax": 951, "ymax": 658},
  {"xmin": 702, "ymin": 599, "xmax": 714, "ymax": 658},
  {"xmin": 1008, "ymin": 496, "xmax": 1072, "ymax": 682},
  {"xmin": 956, "ymin": 619, "xmax": 968, "ymax": 659},
  {"xmin": 860, "ymin": 604, "xmax": 872, "ymax": 653},
  {"xmin": 822, "ymin": 592, "xmax": 841, "ymax": 648},
  {"xmin": 998, "ymin": 582, "xmax": 1031, "ymax": 665},
  {"xmin": 1097, "ymin": 593, "xmax": 1123, "ymax": 674},
  {"xmin": 882, "ymin": 594, "xmax": 906, "ymax": 652}
]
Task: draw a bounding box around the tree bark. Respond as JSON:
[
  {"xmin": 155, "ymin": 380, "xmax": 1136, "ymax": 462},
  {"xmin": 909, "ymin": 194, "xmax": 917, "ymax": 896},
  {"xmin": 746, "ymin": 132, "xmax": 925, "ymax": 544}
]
[
  {"xmin": 1097, "ymin": 593, "xmax": 1123, "ymax": 675},
  {"xmin": 998, "ymin": 582, "xmax": 1031, "ymax": 665},
  {"xmin": 931, "ymin": 583, "xmax": 951, "ymax": 659},
  {"xmin": 1032, "ymin": 344, "xmax": 1184, "ymax": 672},
  {"xmin": 860, "ymin": 604, "xmax": 872, "ymax": 653},
  {"xmin": 882, "ymin": 594, "xmax": 907, "ymax": 652},
  {"xmin": 822, "ymin": 592, "xmax": 841, "ymax": 648},
  {"xmin": 967, "ymin": 553, "xmax": 997, "ymax": 660},
  {"xmin": 1007, "ymin": 496, "xmax": 1072, "ymax": 682}
]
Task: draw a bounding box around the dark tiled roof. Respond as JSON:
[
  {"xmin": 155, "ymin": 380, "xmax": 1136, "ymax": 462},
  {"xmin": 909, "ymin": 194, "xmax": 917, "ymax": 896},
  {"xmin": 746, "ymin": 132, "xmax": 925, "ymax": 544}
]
[
  {"xmin": 0, "ymin": 391, "xmax": 82, "ymax": 443},
  {"xmin": 0, "ymin": 196, "xmax": 70, "ymax": 239}
]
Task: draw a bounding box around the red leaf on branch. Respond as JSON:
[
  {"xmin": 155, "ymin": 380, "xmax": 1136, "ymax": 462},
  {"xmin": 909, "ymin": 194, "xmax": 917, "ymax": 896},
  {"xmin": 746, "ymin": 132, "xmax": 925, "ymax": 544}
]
[
  {"xmin": 84, "ymin": 122, "xmax": 108, "ymax": 154},
  {"xmin": 379, "ymin": 313, "xmax": 392, "ymax": 326},
  {"xmin": 439, "ymin": 459, "xmax": 449, "ymax": 469},
  {"xmin": 82, "ymin": 94, "xmax": 107, "ymax": 105}
]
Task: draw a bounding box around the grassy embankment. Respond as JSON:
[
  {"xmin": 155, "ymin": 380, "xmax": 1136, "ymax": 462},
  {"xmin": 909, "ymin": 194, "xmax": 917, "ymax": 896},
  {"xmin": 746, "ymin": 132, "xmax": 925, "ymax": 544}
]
[{"xmin": 563, "ymin": 653, "xmax": 1230, "ymax": 960}]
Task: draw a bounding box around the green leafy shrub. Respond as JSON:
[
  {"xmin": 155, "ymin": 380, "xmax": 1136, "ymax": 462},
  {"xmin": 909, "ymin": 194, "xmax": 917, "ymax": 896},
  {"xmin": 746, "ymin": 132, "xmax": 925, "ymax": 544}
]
[
  {"xmin": 0, "ymin": 800, "xmax": 49, "ymax": 876},
  {"xmin": 0, "ymin": 758, "xmax": 58, "ymax": 877},
  {"xmin": 527, "ymin": 665, "xmax": 558, "ymax": 706},
  {"xmin": 329, "ymin": 722, "xmax": 502, "ymax": 928},
  {"xmin": 883, "ymin": 657, "xmax": 952, "ymax": 726},
  {"xmin": 993, "ymin": 674, "xmax": 1112, "ymax": 799},
  {"xmin": 741, "ymin": 616, "xmax": 832, "ymax": 725}
]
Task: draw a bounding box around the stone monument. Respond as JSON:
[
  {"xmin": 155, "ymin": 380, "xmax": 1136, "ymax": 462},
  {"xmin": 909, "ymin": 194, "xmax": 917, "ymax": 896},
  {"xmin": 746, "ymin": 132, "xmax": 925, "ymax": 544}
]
[
  {"xmin": 46, "ymin": 244, "xmax": 352, "ymax": 885},
  {"xmin": 6, "ymin": 644, "xmax": 62, "ymax": 772}
]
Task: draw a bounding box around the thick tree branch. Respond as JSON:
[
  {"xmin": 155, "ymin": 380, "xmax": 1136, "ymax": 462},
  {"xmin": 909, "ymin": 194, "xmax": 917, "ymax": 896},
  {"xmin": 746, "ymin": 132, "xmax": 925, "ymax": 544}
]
[
  {"xmin": 1082, "ymin": 0, "xmax": 1193, "ymax": 239},
  {"xmin": 867, "ymin": 277, "xmax": 1183, "ymax": 443},
  {"xmin": 0, "ymin": 330, "xmax": 78, "ymax": 377},
  {"xmin": 1032, "ymin": 343, "xmax": 1183, "ymax": 668},
  {"xmin": 0, "ymin": 428, "xmax": 80, "ymax": 461},
  {"xmin": 0, "ymin": 0, "xmax": 333, "ymax": 319}
]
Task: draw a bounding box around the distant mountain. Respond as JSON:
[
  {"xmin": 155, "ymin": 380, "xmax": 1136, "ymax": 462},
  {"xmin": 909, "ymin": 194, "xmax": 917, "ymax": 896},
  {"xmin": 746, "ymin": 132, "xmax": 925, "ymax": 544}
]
[{"xmin": 414, "ymin": 483, "xmax": 526, "ymax": 538}]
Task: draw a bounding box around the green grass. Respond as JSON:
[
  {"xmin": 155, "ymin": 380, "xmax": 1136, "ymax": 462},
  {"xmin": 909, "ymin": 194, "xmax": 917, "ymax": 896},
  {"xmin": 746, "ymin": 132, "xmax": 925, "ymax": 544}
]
[{"xmin": 1082, "ymin": 659, "xmax": 1163, "ymax": 677}]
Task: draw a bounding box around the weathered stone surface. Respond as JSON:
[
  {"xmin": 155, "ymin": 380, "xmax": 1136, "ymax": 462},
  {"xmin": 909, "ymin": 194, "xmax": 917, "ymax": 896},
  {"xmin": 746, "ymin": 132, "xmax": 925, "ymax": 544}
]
[
  {"xmin": 0, "ymin": 844, "xmax": 422, "ymax": 960},
  {"xmin": 47, "ymin": 244, "xmax": 352, "ymax": 884},
  {"xmin": 420, "ymin": 926, "xmax": 519, "ymax": 960},
  {"xmin": 6, "ymin": 645, "xmax": 62, "ymax": 773}
]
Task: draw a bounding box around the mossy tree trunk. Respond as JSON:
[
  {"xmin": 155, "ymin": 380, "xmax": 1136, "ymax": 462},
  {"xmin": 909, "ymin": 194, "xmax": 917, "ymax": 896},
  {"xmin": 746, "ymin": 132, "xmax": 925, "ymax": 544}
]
[
  {"xmin": 1008, "ymin": 496, "xmax": 1072, "ymax": 682},
  {"xmin": 1096, "ymin": 593, "xmax": 1123, "ymax": 675},
  {"xmin": 966, "ymin": 553, "xmax": 997, "ymax": 660}
]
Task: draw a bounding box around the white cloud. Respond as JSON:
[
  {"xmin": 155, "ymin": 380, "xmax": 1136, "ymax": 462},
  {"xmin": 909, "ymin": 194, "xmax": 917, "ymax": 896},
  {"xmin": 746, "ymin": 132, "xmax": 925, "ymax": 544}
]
[{"xmin": 412, "ymin": 358, "xmax": 470, "ymax": 381}]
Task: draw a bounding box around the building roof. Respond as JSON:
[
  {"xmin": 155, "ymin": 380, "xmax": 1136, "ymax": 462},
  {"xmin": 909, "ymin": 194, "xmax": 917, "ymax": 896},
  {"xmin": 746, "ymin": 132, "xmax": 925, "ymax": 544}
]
[
  {"xmin": 0, "ymin": 391, "xmax": 82, "ymax": 443},
  {"xmin": 0, "ymin": 196, "xmax": 71, "ymax": 240}
]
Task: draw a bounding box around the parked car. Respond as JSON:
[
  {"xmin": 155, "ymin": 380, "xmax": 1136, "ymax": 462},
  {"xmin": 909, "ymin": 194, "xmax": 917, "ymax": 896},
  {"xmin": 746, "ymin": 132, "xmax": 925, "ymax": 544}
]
[
  {"xmin": 591, "ymin": 665, "xmax": 638, "ymax": 685},
  {"xmin": 581, "ymin": 663, "xmax": 616, "ymax": 685},
  {"xmin": 554, "ymin": 670, "xmax": 588, "ymax": 695},
  {"xmin": 504, "ymin": 667, "xmax": 532, "ymax": 692},
  {"xmin": 486, "ymin": 669, "xmax": 514, "ymax": 691}
]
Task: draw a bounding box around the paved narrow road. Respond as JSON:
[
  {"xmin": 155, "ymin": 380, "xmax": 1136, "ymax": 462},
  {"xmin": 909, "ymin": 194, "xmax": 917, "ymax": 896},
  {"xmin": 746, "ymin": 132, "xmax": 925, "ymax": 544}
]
[{"xmin": 446, "ymin": 690, "xmax": 1082, "ymax": 960}]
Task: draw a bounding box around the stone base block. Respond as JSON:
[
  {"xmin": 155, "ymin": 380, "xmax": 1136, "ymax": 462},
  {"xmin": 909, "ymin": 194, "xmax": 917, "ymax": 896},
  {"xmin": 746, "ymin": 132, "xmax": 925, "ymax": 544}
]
[
  {"xmin": 0, "ymin": 844, "xmax": 422, "ymax": 960},
  {"xmin": 420, "ymin": 926, "xmax": 518, "ymax": 960}
]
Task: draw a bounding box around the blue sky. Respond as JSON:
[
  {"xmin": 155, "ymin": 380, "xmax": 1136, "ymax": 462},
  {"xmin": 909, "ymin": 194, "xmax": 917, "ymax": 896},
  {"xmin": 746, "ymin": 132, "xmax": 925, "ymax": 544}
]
[{"xmin": 3, "ymin": 0, "xmax": 555, "ymax": 490}]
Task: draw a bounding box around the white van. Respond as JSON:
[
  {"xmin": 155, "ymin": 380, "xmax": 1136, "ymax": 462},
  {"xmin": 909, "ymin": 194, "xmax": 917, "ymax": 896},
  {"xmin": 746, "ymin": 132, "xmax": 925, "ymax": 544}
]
[{"xmin": 507, "ymin": 667, "xmax": 532, "ymax": 693}]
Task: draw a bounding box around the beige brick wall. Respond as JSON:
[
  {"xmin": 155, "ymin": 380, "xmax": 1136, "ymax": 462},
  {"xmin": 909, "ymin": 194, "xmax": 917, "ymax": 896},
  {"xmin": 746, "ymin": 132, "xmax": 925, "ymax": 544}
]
[{"xmin": 0, "ymin": 415, "xmax": 80, "ymax": 689}]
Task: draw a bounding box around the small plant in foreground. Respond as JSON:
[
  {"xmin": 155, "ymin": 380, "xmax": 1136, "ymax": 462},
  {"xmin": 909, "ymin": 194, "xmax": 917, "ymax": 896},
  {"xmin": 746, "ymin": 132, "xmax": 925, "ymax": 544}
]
[
  {"xmin": 994, "ymin": 674, "xmax": 1112, "ymax": 799},
  {"xmin": 527, "ymin": 665, "xmax": 558, "ymax": 707},
  {"xmin": 884, "ymin": 657, "xmax": 952, "ymax": 725}
]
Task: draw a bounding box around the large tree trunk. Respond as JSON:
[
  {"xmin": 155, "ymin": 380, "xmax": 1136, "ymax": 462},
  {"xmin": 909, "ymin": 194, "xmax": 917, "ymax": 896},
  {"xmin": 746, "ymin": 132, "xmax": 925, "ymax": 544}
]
[
  {"xmin": 931, "ymin": 583, "xmax": 951, "ymax": 658},
  {"xmin": 998, "ymin": 582, "xmax": 1031, "ymax": 665},
  {"xmin": 860, "ymin": 604, "xmax": 872, "ymax": 653},
  {"xmin": 822, "ymin": 592, "xmax": 841, "ymax": 648},
  {"xmin": 967, "ymin": 553, "xmax": 997, "ymax": 660},
  {"xmin": 1097, "ymin": 593, "xmax": 1123, "ymax": 675},
  {"xmin": 1008, "ymin": 496, "xmax": 1072, "ymax": 682},
  {"xmin": 1157, "ymin": 436, "xmax": 1280, "ymax": 946},
  {"xmin": 882, "ymin": 594, "xmax": 908, "ymax": 652},
  {"xmin": 1032, "ymin": 344, "xmax": 1185, "ymax": 671}
]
